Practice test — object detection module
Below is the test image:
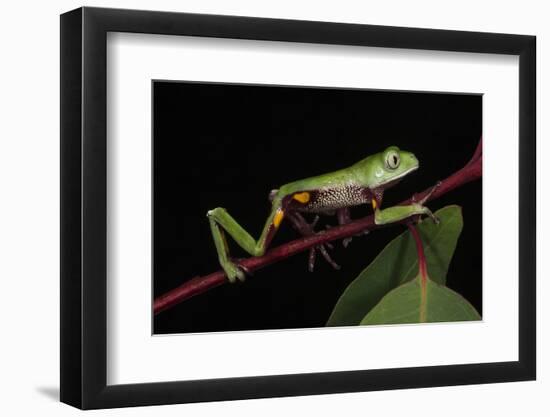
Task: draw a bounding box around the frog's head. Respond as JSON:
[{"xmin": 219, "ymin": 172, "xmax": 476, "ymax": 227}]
[{"xmin": 360, "ymin": 146, "xmax": 419, "ymax": 189}]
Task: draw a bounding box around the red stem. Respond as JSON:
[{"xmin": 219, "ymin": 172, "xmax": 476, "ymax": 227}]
[
  {"xmin": 407, "ymin": 223, "xmax": 427, "ymax": 282},
  {"xmin": 154, "ymin": 138, "xmax": 482, "ymax": 315}
]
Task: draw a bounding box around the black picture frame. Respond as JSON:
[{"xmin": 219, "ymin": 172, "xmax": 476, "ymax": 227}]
[{"xmin": 60, "ymin": 6, "xmax": 536, "ymax": 410}]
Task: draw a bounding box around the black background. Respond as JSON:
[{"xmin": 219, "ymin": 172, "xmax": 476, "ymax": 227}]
[{"xmin": 153, "ymin": 81, "xmax": 482, "ymax": 334}]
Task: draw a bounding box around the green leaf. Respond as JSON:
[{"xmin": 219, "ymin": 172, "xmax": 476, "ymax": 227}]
[
  {"xmin": 326, "ymin": 205, "xmax": 463, "ymax": 327},
  {"xmin": 360, "ymin": 276, "xmax": 481, "ymax": 325}
]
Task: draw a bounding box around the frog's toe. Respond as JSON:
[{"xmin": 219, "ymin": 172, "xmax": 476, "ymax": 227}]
[
  {"xmin": 224, "ymin": 261, "xmax": 247, "ymax": 283},
  {"xmin": 308, "ymin": 244, "xmax": 340, "ymax": 272},
  {"xmin": 424, "ymin": 209, "xmax": 439, "ymax": 224},
  {"xmin": 342, "ymin": 229, "xmax": 369, "ymax": 248}
]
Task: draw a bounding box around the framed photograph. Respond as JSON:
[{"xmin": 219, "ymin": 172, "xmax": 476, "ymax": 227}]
[{"xmin": 60, "ymin": 6, "xmax": 536, "ymax": 409}]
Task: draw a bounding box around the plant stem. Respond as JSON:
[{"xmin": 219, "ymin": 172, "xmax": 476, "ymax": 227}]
[
  {"xmin": 407, "ymin": 223, "xmax": 427, "ymax": 282},
  {"xmin": 408, "ymin": 222, "xmax": 428, "ymax": 322},
  {"xmin": 154, "ymin": 138, "xmax": 482, "ymax": 315}
]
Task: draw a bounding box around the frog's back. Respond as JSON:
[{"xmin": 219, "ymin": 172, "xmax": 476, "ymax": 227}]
[
  {"xmin": 278, "ymin": 167, "xmax": 357, "ymax": 197},
  {"xmin": 274, "ymin": 164, "xmax": 373, "ymax": 213}
]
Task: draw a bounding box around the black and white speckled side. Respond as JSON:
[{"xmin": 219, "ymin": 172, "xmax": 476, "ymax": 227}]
[{"xmin": 296, "ymin": 185, "xmax": 373, "ymax": 213}]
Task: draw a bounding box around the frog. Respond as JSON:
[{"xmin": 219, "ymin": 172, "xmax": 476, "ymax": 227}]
[{"xmin": 207, "ymin": 146, "xmax": 438, "ymax": 283}]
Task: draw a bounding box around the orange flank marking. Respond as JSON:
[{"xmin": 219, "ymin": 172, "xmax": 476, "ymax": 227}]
[
  {"xmin": 371, "ymin": 198, "xmax": 377, "ymax": 210},
  {"xmin": 293, "ymin": 192, "xmax": 310, "ymax": 204},
  {"xmin": 273, "ymin": 209, "xmax": 285, "ymax": 228}
]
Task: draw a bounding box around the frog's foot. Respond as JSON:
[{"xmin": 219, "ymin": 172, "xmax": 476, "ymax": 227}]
[
  {"xmin": 332, "ymin": 225, "xmax": 369, "ymax": 248},
  {"xmin": 287, "ymin": 212, "xmax": 340, "ymax": 272},
  {"xmin": 411, "ymin": 181, "xmax": 441, "ymax": 224},
  {"xmin": 340, "ymin": 229, "xmax": 369, "ymax": 248},
  {"xmin": 342, "ymin": 237, "xmax": 352, "ymax": 248},
  {"xmin": 334, "ymin": 208, "xmax": 369, "ymax": 248},
  {"xmin": 221, "ymin": 259, "xmax": 249, "ymax": 284},
  {"xmin": 408, "ymin": 209, "xmax": 439, "ymax": 226},
  {"xmin": 308, "ymin": 243, "xmax": 340, "ymax": 272},
  {"xmin": 412, "ymin": 181, "xmax": 442, "ymax": 205},
  {"xmin": 424, "ymin": 208, "xmax": 440, "ymax": 224},
  {"xmin": 325, "ymin": 224, "xmax": 369, "ymax": 249}
]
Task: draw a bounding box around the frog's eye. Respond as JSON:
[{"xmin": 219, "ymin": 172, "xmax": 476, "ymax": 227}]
[{"xmin": 385, "ymin": 150, "xmax": 400, "ymax": 170}]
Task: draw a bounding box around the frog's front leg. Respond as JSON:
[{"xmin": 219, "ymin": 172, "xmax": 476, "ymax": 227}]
[
  {"xmin": 337, "ymin": 208, "xmax": 353, "ymax": 248},
  {"xmin": 336, "ymin": 208, "xmax": 369, "ymax": 248},
  {"xmin": 373, "ymin": 182, "xmax": 441, "ymax": 225}
]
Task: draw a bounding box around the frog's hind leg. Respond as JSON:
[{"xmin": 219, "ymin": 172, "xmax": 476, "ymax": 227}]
[
  {"xmin": 208, "ymin": 196, "xmax": 287, "ymax": 283},
  {"xmin": 268, "ymin": 190, "xmax": 339, "ymax": 272}
]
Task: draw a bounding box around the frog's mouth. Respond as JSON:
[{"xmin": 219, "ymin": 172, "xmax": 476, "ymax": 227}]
[{"xmin": 379, "ymin": 165, "xmax": 419, "ymax": 188}]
